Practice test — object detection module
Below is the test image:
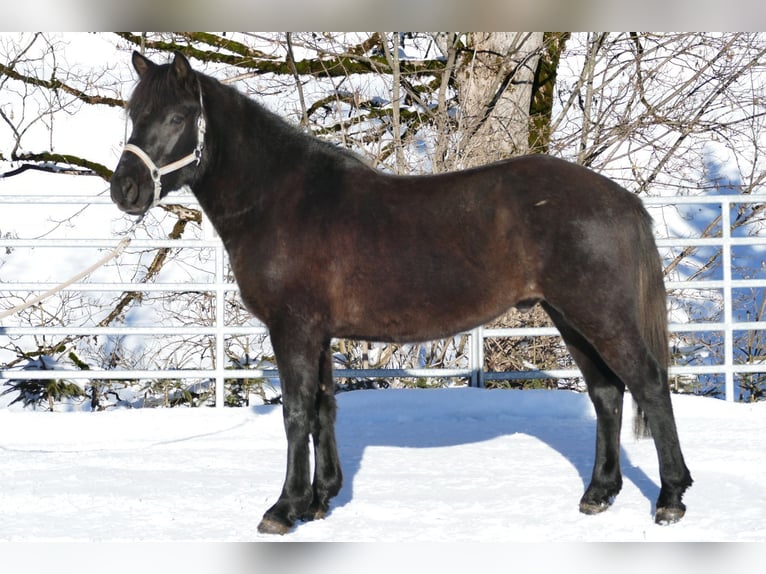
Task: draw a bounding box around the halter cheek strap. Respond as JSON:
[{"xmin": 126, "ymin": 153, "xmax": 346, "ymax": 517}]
[{"xmin": 122, "ymin": 88, "xmax": 207, "ymax": 209}]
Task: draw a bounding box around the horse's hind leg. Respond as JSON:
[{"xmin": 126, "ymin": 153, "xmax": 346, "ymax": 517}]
[
  {"xmin": 542, "ymin": 303, "xmax": 625, "ymax": 514},
  {"xmin": 302, "ymin": 340, "xmax": 343, "ymax": 522},
  {"xmin": 543, "ymin": 301, "xmax": 692, "ymax": 524},
  {"xmin": 588, "ymin": 332, "xmax": 692, "ymax": 523},
  {"xmin": 616, "ymin": 352, "xmax": 693, "ymax": 524}
]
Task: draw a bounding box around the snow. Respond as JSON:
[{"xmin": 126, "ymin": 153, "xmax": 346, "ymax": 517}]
[{"xmin": 1, "ymin": 387, "xmax": 763, "ymax": 545}]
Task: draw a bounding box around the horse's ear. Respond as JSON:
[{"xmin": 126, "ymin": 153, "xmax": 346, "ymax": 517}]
[
  {"xmin": 172, "ymin": 51, "xmax": 194, "ymax": 82},
  {"xmin": 132, "ymin": 51, "xmax": 154, "ymax": 78}
]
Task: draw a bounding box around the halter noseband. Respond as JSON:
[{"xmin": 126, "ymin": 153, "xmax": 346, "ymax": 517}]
[{"xmin": 122, "ymin": 86, "xmax": 206, "ymax": 209}]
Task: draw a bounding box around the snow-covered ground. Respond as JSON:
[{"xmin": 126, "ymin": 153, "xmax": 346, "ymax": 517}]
[{"xmin": 1, "ymin": 387, "xmax": 763, "ymax": 544}]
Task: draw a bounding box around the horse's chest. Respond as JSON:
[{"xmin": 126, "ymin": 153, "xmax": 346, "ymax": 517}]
[{"xmin": 226, "ymin": 235, "xmax": 316, "ymax": 322}]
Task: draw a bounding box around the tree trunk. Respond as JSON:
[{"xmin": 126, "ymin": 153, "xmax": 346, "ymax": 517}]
[
  {"xmin": 453, "ymin": 32, "xmax": 544, "ymax": 168},
  {"xmin": 529, "ymin": 33, "xmax": 570, "ymax": 153}
]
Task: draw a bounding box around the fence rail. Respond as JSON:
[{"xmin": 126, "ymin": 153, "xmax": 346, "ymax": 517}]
[{"xmin": 2, "ymin": 192, "xmax": 765, "ymax": 406}]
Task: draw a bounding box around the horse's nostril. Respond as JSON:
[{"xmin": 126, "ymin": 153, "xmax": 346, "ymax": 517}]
[
  {"xmin": 123, "ymin": 178, "xmax": 138, "ymax": 204},
  {"xmin": 110, "ymin": 175, "xmax": 140, "ymax": 208}
]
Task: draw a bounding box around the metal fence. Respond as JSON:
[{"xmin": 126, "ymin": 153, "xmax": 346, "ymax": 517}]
[{"xmin": 1, "ymin": 191, "xmax": 765, "ymax": 406}]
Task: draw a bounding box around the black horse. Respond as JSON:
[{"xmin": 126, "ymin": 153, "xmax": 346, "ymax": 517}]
[{"xmin": 110, "ymin": 51, "xmax": 692, "ymax": 535}]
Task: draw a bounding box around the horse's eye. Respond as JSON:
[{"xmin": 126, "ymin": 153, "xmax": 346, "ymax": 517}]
[{"xmin": 169, "ymin": 114, "xmax": 185, "ymax": 125}]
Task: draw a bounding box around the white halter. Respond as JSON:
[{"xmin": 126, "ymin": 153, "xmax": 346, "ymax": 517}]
[{"xmin": 122, "ymin": 87, "xmax": 206, "ymax": 208}]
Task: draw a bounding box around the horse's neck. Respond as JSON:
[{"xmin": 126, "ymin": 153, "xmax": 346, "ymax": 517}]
[{"xmin": 190, "ymin": 91, "xmax": 282, "ymax": 237}]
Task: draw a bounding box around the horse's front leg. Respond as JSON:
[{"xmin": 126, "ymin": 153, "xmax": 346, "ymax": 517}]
[
  {"xmin": 301, "ymin": 340, "xmax": 343, "ymax": 522},
  {"xmin": 257, "ymin": 324, "xmax": 323, "ymax": 535}
]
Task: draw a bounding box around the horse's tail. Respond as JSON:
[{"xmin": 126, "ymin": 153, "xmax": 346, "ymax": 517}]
[{"xmin": 632, "ymin": 206, "xmax": 670, "ymax": 440}]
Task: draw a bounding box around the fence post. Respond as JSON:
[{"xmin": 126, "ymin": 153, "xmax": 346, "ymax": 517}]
[
  {"xmin": 470, "ymin": 325, "xmax": 485, "ymax": 388},
  {"xmin": 721, "ymin": 197, "xmax": 735, "ymax": 401},
  {"xmin": 202, "ymin": 211, "xmax": 227, "ymax": 408},
  {"xmin": 215, "ymin": 243, "xmax": 226, "ymax": 407}
]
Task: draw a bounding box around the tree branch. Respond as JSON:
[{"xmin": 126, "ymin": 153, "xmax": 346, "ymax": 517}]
[
  {"xmin": 0, "ymin": 162, "xmax": 94, "ymax": 179},
  {"xmin": 0, "ymin": 62, "xmax": 124, "ymax": 108},
  {"xmin": 114, "ymin": 32, "xmax": 445, "ymax": 78},
  {"xmin": 8, "ymin": 152, "xmax": 113, "ymax": 181}
]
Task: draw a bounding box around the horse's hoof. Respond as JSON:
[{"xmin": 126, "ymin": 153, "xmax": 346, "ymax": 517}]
[
  {"xmin": 579, "ymin": 499, "xmax": 612, "ymax": 515},
  {"xmin": 257, "ymin": 516, "xmax": 293, "ymax": 535},
  {"xmin": 301, "ymin": 509, "xmax": 326, "ymax": 522},
  {"xmin": 655, "ymin": 506, "xmax": 685, "ymax": 525},
  {"xmin": 300, "ymin": 502, "xmax": 329, "ymax": 523}
]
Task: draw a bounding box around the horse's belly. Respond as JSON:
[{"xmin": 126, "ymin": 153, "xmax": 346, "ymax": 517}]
[{"xmin": 333, "ymin": 278, "xmax": 540, "ymax": 343}]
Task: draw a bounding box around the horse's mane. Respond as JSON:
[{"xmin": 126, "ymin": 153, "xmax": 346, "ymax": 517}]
[
  {"xmin": 128, "ymin": 62, "xmax": 373, "ymax": 172},
  {"xmin": 227, "ymin": 82, "xmax": 373, "ymax": 171}
]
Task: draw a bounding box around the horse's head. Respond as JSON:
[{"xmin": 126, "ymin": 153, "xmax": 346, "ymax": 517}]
[{"xmin": 110, "ymin": 51, "xmax": 206, "ymax": 216}]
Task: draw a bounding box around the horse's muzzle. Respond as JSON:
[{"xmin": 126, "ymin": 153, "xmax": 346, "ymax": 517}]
[{"xmin": 110, "ymin": 172, "xmax": 152, "ymax": 216}]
